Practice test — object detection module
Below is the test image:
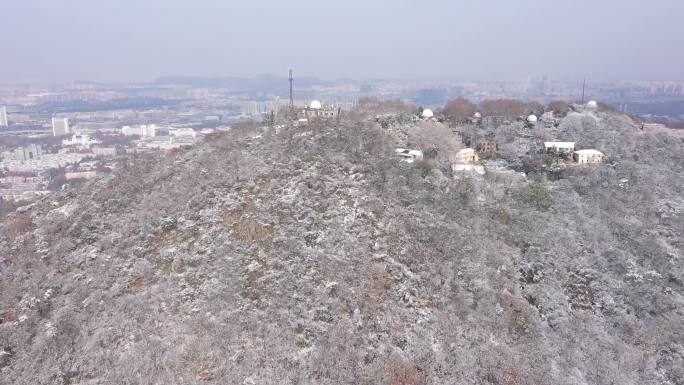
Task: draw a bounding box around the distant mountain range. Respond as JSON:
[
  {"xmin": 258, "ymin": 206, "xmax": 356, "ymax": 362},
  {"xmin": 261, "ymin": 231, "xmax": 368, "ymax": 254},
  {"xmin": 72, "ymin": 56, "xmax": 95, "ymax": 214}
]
[{"xmin": 152, "ymin": 74, "xmax": 340, "ymax": 95}]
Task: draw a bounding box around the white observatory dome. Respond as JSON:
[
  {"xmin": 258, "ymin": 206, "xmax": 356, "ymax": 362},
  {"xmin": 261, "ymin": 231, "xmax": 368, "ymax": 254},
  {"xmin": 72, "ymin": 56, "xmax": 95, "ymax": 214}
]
[
  {"xmin": 309, "ymin": 100, "xmax": 322, "ymax": 109},
  {"xmin": 422, "ymin": 109, "xmax": 434, "ymax": 118},
  {"xmin": 473, "ymin": 112, "xmax": 482, "ymax": 118},
  {"xmin": 527, "ymin": 114, "xmax": 538, "ymax": 123},
  {"xmin": 586, "ymin": 100, "xmax": 598, "ymax": 110}
]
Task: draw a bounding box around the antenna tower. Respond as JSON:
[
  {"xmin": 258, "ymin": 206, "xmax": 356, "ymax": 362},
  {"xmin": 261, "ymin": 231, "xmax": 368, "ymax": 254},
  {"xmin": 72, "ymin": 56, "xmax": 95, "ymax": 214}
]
[{"xmin": 288, "ymin": 69, "xmax": 294, "ymax": 116}]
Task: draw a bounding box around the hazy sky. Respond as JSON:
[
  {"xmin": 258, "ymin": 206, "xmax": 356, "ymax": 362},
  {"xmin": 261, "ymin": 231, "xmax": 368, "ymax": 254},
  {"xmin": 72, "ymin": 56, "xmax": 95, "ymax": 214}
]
[{"xmin": 4, "ymin": 0, "xmax": 684, "ymax": 83}]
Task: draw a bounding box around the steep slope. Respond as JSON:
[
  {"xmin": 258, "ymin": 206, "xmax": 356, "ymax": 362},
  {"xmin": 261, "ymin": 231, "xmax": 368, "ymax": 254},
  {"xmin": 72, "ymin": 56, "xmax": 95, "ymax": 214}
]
[{"xmin": 1, "ymin": 117, "xmax": 683, "ymax": 385}]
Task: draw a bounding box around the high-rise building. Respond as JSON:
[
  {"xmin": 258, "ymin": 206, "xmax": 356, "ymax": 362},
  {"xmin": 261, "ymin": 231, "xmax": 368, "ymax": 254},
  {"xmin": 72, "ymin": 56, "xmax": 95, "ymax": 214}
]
[
  {"xmin": 0, "ymin": 105, "xmax": 8, "ymax": 127},
  {"xmin": 52, "ymin": 117, "xmax": 70, "ymax": 136},
  {"xmin": 242, "ymin": 101, "xmax": 260, "ymax": 116}
]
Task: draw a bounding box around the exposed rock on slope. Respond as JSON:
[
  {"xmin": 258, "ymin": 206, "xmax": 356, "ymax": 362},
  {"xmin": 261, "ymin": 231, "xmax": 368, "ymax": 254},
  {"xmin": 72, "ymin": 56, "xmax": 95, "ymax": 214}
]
[{"xmin": 1, "ymin": 117, "xmax": 682, "ymax": 384}]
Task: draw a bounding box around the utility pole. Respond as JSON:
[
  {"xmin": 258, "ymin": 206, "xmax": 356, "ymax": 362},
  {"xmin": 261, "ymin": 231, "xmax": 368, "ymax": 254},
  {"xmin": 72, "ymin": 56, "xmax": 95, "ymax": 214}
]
[
  {"xmin": 288, "ymin": 69, "xmax": 294, "ymax": 118},
  {"xmin": 581, "ymin": 78, "xmax": 586, "ymax": 105}
]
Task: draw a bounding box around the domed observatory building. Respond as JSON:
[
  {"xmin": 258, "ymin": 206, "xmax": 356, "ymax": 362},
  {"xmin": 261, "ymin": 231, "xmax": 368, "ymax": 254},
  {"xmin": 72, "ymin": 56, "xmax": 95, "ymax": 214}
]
[
  {"xmin": 586, "ymin": 100, "xmax": 598, "ymax": 111},
  {"xmin": 303, "ymin": 100, "xmax": 340, "ymax": 120},
  {"xmin": 469, "ymin": 111, "xmax": 482, "ymax": 124},
  {"xmin": 421, "ymin": 108, "xmax": 439, "ymax": 122}
]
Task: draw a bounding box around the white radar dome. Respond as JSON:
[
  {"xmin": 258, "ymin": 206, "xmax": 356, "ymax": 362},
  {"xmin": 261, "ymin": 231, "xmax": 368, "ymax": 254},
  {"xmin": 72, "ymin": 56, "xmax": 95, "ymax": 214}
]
[
  {"xmin": 421, "ymin": 109, "xmax": 434, "ymax": 118},
  {"xmin": 309, "ymin": 100, "xmax": 322, "ymax": 109},
  {"xmin": 527, "ymin": 114, "xmax": 538, "ymax": 123},
  {"xmin": 586, "ymin": 100, "xmax": 598, "ymax": 110}
]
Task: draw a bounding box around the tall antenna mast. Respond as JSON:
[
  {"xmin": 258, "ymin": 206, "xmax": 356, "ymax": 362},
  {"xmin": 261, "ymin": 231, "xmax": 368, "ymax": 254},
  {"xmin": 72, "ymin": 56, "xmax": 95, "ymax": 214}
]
[
  {"xmin": 581, "ymin": 78, "xmax": 586, "ymax": 104},
  {"xmin": 288, "ymin": 69, "xmax": 294, "ymax": 116}
]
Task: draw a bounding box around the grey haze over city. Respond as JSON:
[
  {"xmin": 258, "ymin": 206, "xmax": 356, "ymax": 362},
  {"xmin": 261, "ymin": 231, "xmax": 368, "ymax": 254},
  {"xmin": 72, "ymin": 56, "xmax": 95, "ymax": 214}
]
[{"xmin": 4, "ymin": 0, "xmax": 684, "ymax": 83}]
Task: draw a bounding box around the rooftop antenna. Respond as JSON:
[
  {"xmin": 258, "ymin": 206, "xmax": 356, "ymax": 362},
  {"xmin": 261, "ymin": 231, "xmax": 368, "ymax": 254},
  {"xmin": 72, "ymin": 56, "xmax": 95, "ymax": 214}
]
[
  {"xmin": 581, "ymin": 78, "xmax": 586, "ymax": 105},
  {"xmin": 288, "ymin": 69, "xmax": 294, "ymax": 116}
]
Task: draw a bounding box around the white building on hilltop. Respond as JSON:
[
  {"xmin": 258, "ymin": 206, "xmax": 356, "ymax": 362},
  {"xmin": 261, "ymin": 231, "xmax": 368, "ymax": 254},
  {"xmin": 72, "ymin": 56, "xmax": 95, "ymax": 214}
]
[
  {"xmin": 544, "ymin": 142, "xmax": 575, "ymax": 155},
  {"xmin": 52, "ymin": 117, "xmax": 70, "ymax": 136},
  {"xmin": 303, "ymin": 100, "xmax": 339, "ymax": 120},
  {"xmin": 455, "ymin": 148, "xmax": 479, "ymax": 163},
  {"xmin": 452, "ymin": 148, "xmax": 485, "ymax": 175},
  {"xmin": 573, "ymin": 149, "xmax": 604, "ymax": 164}
]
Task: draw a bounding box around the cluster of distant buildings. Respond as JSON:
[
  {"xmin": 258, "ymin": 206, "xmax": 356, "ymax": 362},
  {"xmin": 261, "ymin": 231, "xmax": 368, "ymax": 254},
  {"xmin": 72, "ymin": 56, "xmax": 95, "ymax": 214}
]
[
  {"xmin": 1, "ymin": 113, "xmax": 211, "ymax": 201},
  {"xmin": 47, "ymin": 116, "xmax": 203, "ymax": 150},
  {"xmin": 2, "ymin": 146, "xmax": 90, "ymax": 173},
  {"xmin": 0, "ymin": 145, "xmax": 94, "ymax": 200},
  {"xmin": 543, "ymin": 142, "xmax": 604, "ymax": 164},
  {"xmin": 538, "ymin": 101, "xmax": 605, "ymax": 164},
  {"xmin": 0, "ymin": 171, "xmax": 49, "ymax": 201},
  {"xmin": 120, "ymin": 124, "xmax": 205, "ymax": 150},
  {"xmin": 393, "ymin": 102, "xmax": 607, "ymax": 177}
]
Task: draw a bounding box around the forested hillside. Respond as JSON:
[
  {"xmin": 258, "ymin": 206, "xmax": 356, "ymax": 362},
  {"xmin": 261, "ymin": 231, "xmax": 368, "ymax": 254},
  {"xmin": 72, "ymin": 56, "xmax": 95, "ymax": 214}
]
[{"xmin": 1, "ymin": 110, "xmax": 682, "ymax": 384}]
